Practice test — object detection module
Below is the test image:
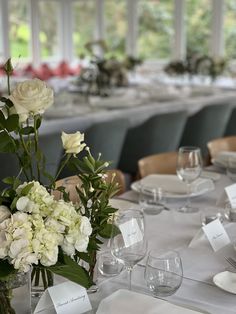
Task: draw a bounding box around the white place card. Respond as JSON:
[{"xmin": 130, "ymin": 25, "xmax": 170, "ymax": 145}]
[
  {"xmin": 34, "ymin": 282, "xmax": 92, "ymax": 314},
  {"xmin": 202, "ymin": 218, "xmax": 231, "ymax": 252},
  {"xmin": 225, "ymin": 183, "xmax": 236, "ymax": 208},
  {"xmin": 119, "ymin": 219, "xmax": 143, "ymax": 247}
]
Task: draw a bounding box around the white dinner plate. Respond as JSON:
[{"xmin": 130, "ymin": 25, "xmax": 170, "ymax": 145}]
[
  {"xmin": 131, "ymin": 174, "xmax": 215, "ymax": 199},
  {"xmin": 213, "ymin": 271, "xmax": 236, "ymax": 294}
]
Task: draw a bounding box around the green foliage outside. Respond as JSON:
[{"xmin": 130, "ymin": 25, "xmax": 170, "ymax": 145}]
[{"xmin": 6, "ymin": 0, "xmax": 236, "ymax": 63}]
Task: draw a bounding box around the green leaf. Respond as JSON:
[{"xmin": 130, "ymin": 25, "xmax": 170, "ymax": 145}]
[
  {"xmin": 35, "ymin": 115, "xmax": 42, "ymax": 129},
  {"xmin": 20, "ymin": 182, "xmax": 34, "ymax": 196},
  {"xmin": 49, "ymin": 255, "xmax": 93, "ymax": 289},
  {"xmin": 5, "ymin": 114, "xmax": 19, "ymax": 132},
  {"xmin": 99, "ymin": 224, "xmax": 120, "ymax": 238},
  {"xmin": 19, "ymin": 126, "xmax": 34, "ymax": 135},
  {"xmin": 0, "ymin": 131, "xmax": 16, "ymax": 153},
  {"xmin": 0, "ymin": 110, "xmax": 6, "ymax": 128},
  {"xmin": 0, "ymin": 260, "xmax": 17, "ymax": 280}
]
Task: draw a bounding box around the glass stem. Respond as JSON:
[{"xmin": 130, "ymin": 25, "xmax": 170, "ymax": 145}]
[
  {"xmin": 127, "ymin": 267, "xmax": 133, "ymax": 291},
  {"xmin": 186, "ymin": 182, "xmax": 191, "ymax": 208}
]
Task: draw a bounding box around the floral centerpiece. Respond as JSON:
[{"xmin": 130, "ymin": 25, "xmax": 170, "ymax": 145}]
[{"xmin": 0, "ymin": 59, "xmax": 119, "ymax": 313}]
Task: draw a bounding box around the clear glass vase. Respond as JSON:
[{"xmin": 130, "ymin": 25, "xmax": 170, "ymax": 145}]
[
  {"xmin": 31, "ymin": 267, "xmax": 54, "ymax": 298},
  {"xmin": 0, "ymin": 272, "xmax": 31, "ymax": 314}
]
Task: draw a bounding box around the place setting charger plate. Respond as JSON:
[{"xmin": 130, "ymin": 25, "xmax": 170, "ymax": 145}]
[
  {"xmin": 131, "ymin": 174, "xmax": 215, "ymax": 199},
  {"xmin": 213, "ymin": 271, "xmax": 236, "ymax": 294}
]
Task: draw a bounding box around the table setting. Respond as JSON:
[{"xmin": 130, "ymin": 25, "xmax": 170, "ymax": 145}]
[{"xmin": 88, "ymin": 146, "xmax": 236, "ymax": 314}]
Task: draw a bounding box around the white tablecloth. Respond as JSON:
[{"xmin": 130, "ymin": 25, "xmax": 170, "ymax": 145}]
[{"xmin": 88, "ymin": 172, "xmax": 236, "ymax": 314}]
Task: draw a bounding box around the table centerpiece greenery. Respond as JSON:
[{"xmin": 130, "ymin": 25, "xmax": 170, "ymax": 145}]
[{"xmin": 0, "ymin": 59, "xmax": 119, "ymax": 313}]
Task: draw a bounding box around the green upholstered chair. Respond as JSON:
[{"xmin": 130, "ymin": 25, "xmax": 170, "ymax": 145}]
[
  {"xmin": 0, "ymin": 153, "xmax": 20, "ymax": 190},
  {"xmin": 225, "ymin": 107, "xmax": 236, "ymax": 136},
  {"xmin": 180, "ymin": 104, "xmax": 232, "ymax": 158},
  {"xmin": 38, "ymin": 131, "xmax": 63, "ymax": 185},
  {"xmin": 84, "ymin": 118, "xmax": 129, "ymax": 168},
  {"xmin": 59, "ymin": 118, "xmax": 129, "ymax": 178},
  {"xmin": 118, "ymin": 111, "xmax": 187, "ymax": 175}
]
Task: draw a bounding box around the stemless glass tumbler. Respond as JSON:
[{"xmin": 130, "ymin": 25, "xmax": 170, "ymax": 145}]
[{"xmin": 145, "ymin": 250, "xmax": 183, "ymax": 298}]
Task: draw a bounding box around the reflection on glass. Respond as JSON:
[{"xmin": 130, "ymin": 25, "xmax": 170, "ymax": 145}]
[
  {"xmin": 138, "ymin": 0, "xmax": 174, "ymax": 60},
  {"xmin": 9, "ymin": 0, "xmax": 30, "ymax": 59},
  {"xmin": 39, "ymin": 0, "xmax": 59, "ymax": 59}
]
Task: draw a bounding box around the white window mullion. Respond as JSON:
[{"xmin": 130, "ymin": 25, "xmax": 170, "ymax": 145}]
[
  {"xmin": 0, "ymin": 0, "xmax": 10, "ymax": 59},
  {"xmin": 173, "ymin": 0, "xmax": 185, "ymax": 60},
  {"xmin": 59, "ymin": 0, "xmax": 73, "ymax": 62},
  {"xmin": 211, "ymin": 0, "xmax": 224, "ymax": 57},
  {"xmin": 30, "ymin": 0, "xmax": 40, "ymax": 67},
  {"xmin": 127, "ymin": 0, "xmax": 138, "ymax": 57}
]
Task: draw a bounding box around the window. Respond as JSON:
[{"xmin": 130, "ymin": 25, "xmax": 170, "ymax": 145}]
[
  {"xmin": 104, "ymin": 0, "xmax": 127, "ymax": 59},
  {"xmin": 8, "ymin": 0, "xmax": 30, "ymax": 60},
  {"xmin": 186, "ymin": 0, "xmax": 211, "ymax": 56},
  {"xmin": 224, "ymin": 0, "xmax": 236, "ymax": 60},
  {"xmin": 72, "ymin": 1, "xmax": 96, "ymax": 58},
  {"xmin": 38, "ymin": 0, "xmax": 60, "ymax": 60},
  {"xmin": 138, "ymin": 0, "xmax": 174, "ymax": 60}
]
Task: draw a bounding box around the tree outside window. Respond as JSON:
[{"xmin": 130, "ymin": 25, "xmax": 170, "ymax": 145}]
[
  {"xmin": 186, "ymin": 0, "xmax": 211, "ymax": 56},
  {"xmin": 224, "ymin": 0, "xmax": 236, "ymax": 60},
  {"xmin": 9, "ymin": 0, "xmax": 30, "ymax": 60},
  {"xmin": 138, "ymin": 0, "xmax": 174, "ymax": 60},
  {"xmin": 39, "ymin": 0, "xmax": 59, "ymax": 60},
  {"xmin": 72, "ymin": 1, "xmax": 96, "ymax": 58},
  {"xmin": 104, "ymin": 0, "xmax": 127, "ymax": 59}
]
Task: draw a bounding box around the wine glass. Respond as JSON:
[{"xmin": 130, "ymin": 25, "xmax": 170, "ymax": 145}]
[
  {"xmin": 176, "ymin": 146, "xmax": 202, "ymax": 213},
  {"xmin": 111, "ymin": 209, "xmax": 147, "ymax": 290},
  {"xmin": 145, "ymin": 250, "xmax": 183, "ymax": 297}
]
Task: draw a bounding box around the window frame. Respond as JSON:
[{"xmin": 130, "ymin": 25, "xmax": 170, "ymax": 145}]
[{"xmin": 0, "ymin": 0, "xmax": 227, "ymax": 66}]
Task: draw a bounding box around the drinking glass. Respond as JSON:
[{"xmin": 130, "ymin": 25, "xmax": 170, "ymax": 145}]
[
  {"xmin": 111, "ymin": 209, "xmax": 147, "ymax": 290},
  {"xmin": 138, "ymin": 185, "xmax": 167, "ymax": 215},
  {"xmin": 226, "ymin": 156, "xmax": 236, "ymax": 181},
  {"xmin": 176, "ymin": 146, "xmax": 202, "ymax": 213},
  {"xmin": 145, "ymin": 250, "xmax": 183, "ymax": 297}
]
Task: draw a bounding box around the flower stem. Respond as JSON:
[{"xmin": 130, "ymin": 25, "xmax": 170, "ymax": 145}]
[
  {"xmin": 52, "ymin": 154, "xmax": 71, "ymax": 187},
  {"xmin": 33, "ymin": 116, "xmax": 41, "ymax": 182}
]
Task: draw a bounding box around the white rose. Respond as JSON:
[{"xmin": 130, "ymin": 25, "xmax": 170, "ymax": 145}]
[
  {"xmin": 9, "ymin": 78, "xmax": 54, "ymax": 122},
  {"xmin": 61, "ymin": 131, "xmax": 86, "ymax": 155},
  {"xmin": 0, "ymin": 205, "xmax": 11, "ymax": 223},
  {"xmin": 80, "ymin": 216, "xmax": 92, "ymax": 236}
]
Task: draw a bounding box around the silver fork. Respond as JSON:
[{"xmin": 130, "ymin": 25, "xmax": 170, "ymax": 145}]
[{"xmin": 225, "ymin": 256, "xmax": 236, "ymax": 269}]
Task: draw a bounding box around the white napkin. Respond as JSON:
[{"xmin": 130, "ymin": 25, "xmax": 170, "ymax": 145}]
[
  {"xmin": 96, "ymin": 289, "xmax": 205, "ymax": 314},
  {"xmin": 139, "ymin": 175, "xmax": 214, "ymax": 195},
  {"xmin": 212, "ymin": 151, "xmax": 236, "ymax": 168}
]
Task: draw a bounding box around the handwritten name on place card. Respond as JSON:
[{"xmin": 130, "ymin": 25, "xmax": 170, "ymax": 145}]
[
  {"xmin": 202, "ymin": 218, "xmax": 230, "ymax": 252},
  {"xmin": 119, "ymin": 219, "xmax": 143, "ymax": 247},
  {"xmin": 225, "ymin": 183, "xmax": 236, "ymax": 208},
  {"xmin": 34, "ymin": 282, "xmax": 92, "ymax": 314}
]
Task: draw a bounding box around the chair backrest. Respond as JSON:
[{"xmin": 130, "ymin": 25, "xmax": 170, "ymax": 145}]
[
  {"xmin": 180, "ymin": 104, "xmax": 232, "ymax": 157},
  {"xmin": 85, "ymin": 118, "xmax": 129, "ymax": 168},
  {"xmin": 207, "ymin": 136, "xmax": 236, "ymax": 160},
  {"xmin": 0, "ymin": 153, "xmax": 20, "ymax": 190},
  {"xmin": 225, "ymin": 107, "xmax": 236, "ymax": 136},
  {"xmin": 119, "ymin": 110, "xmax": 187, "ymax": 175},
  {"xmin": 38, "ymin": 131, "xmax": 63, "ymax": 185},
  {"xmin": 138, "ymin": 152, "xmax": 178, "ymax": 178},
  {"xmin": 54, "ymin": 169, "xmax": 126, "ymax": 202}
]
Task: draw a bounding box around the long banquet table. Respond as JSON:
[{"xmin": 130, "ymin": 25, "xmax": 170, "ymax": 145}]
[
  {"xmin": 86, "ymin": 171, "xmax": 236, "ymax": 314},
  {"xmin": 40, "ymin": 88, "xmax": 236, "ymax": 135}
]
